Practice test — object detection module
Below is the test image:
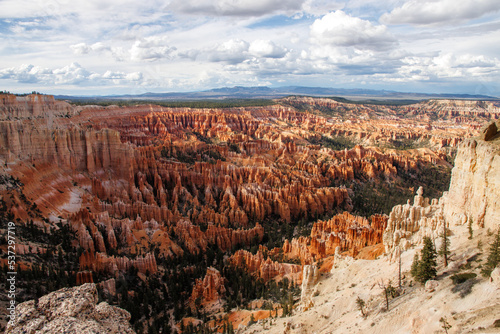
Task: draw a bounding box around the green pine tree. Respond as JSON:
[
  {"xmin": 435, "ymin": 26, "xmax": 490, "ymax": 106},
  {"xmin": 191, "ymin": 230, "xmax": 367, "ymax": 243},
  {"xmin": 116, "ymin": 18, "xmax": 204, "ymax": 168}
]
[
  {"xmin": 438, "ymin": 222, "xmax": 451, "ymax": 267},
  {"xmin": 415, "ymin": 237, "xmax": 437, "ymax": 283},
  {"xmin": 468, "ymin": 217, "xmax": 473, "ymax": 240},
  {"xmin": 481, "ymin": 228, "xmax": 500, "ymax": 277},
  {"xmin": 356, "ymin": 296, "xmax": 366, "ymax": 317}
]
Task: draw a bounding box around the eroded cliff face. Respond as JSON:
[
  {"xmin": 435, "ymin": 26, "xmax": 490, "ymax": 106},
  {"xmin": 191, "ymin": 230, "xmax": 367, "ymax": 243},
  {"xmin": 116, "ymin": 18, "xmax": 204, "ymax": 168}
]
[
  {"xmin": 443, "ymin": 137, "xmax": 500, "ymax": 230},
  {"xmin": 0, "ymin": 93, "xmax": 76, "ymax": 120}
]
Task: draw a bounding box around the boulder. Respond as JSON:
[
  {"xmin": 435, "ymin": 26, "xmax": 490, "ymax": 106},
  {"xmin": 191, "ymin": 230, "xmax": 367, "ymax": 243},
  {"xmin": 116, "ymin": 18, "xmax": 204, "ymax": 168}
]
[
  {"xmin": 6, "ymin": 283, "xmax": 135, "ymax": 334},
  {"xmin": 425, "ymin": 280, "xmax": 439, "ymax": 292},
  {"xmin": 490, "ymin": 267, "xmax": 500, "ymax": 289}
]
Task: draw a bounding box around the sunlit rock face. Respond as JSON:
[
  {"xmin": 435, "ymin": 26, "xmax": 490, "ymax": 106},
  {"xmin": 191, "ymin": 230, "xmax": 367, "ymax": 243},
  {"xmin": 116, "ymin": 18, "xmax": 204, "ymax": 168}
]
[{"xmin": 443, "ymin": 137, "xmax": 500, "ymax": 230}]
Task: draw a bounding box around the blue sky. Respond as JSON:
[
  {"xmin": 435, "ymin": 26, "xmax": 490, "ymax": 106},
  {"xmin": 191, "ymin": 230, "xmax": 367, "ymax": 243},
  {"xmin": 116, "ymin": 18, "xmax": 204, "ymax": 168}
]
[{"xmin": 0, "ymin": 0, "xmax": 499, "ymax": 96}]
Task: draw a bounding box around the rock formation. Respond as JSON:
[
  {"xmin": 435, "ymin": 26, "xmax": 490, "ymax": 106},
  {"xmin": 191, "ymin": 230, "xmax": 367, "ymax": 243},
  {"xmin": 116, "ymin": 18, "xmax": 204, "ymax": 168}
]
[
  {"xmin": 299, "ymin": 265, "xmax": 319, "ymax": 311},
  {"xmin": 284, "ymin": 212, "xmax": 387, "ymax": 264},
  {"xmin": 6, "ymin": 283, "xmax": 135, "ymax": 334},
  {"xmin": 443, "ymin": 135, "xmax": 500, "ymax": 230},
  {"xmin": 1, "ymin": 93, "xmax": 498, "ymax": 333},
  {"xmin": 229, "ymin": 249, "xmax": 302, "ymax": 282},
  {"xmin": 383, "ymin": 126, "xmax": 500, "ymax": 256},
  {"xmin": 189, "ymin": 267, "xmax": 226, "ymax": 310},
  {"xmin": 0, "ymin": 93, "xmax": 77, "ymax": 120},
  {"xmin": 79, "ymin": 251, "xmax": 158, "ymax": 276},
  {"xmin": 383, "ymin": 186, "xmax": 444, "ymax": 255}
]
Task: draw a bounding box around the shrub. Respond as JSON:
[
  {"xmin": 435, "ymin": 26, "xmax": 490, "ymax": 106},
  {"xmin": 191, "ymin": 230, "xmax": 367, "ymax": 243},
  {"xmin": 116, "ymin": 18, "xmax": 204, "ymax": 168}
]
[
  {"xmin": 450, "ymin": 272, "xmax": 476, "ymax": 285},
  {"xmin": 451, "ymin": 278, "xmax": 478, "ymax": 298}
]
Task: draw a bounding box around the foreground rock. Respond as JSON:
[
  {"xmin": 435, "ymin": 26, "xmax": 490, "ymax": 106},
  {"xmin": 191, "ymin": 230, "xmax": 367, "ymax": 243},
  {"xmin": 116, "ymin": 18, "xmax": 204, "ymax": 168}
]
[
  {"xmin": 6, "ymin": 283, "xmax": 135, "ymax": 334},
  {"xmin": 299, "ymin": 265, "xmax": 319, "ymax": 311}
]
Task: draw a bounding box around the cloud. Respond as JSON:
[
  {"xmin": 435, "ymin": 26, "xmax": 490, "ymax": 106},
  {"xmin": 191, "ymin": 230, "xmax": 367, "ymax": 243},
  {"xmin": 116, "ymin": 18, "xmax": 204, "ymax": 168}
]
[
  {"xmin": 130, "ymin": 36, "xmax": 176, "ymax": 62},
  {"xmin": 168, "ymin": 0, "xmax": 305, "ymax": 16},
  {"xmin": 381, "ymin": 0, "xmax": 500, "ymax": 26},
  {"xmin": 397, "ymin": 53, "xmax": 500, "ymax": 80},
  {"xmin": 0, "ymin": 63, "xmax": 145, "ymax": 86},
  {"xmin": 310, "ymin": 11, "xmax": 396, "ymax": 51},
  {"xmin": 70, "ymin": 42, "xmax": 112, "ymax": 55},
  {"xmin": 207, "ymin": 39, "xmax": 250, "ymax": 63},
  {"xmin": 249, "ymin": 40, "xmax": 287, "ymax": 58}
]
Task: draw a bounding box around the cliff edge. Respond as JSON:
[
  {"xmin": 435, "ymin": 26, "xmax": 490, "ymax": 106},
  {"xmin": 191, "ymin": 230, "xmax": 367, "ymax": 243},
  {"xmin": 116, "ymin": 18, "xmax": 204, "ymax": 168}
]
[{"xmin": 444, "ymin": 122, "xmax": 500, "ymax": 230}]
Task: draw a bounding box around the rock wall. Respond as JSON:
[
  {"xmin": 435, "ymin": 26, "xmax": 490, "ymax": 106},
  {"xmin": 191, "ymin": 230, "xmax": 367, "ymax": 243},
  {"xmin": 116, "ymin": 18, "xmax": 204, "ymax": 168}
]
[
  {"xmin": 6, "ymin": 283, "xmax": 135, "ymax": 334},
  {"xmin": 383, "ymin": 186, "xmax": 444, "ymax": 255},
  {"xmin": 0, "ymin": 93, "xmax": 76, "ymax": 120},
  {"xmin": 443, "ymin": 137, "xmax": 500, "ymax": 230}
]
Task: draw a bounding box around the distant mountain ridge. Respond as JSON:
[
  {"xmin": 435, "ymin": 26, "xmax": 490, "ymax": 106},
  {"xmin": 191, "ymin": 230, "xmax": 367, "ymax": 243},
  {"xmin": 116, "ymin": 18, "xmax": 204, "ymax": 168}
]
[{"xmin": 54, "ymin": 86, "xmax": 498, "ymax": 101}]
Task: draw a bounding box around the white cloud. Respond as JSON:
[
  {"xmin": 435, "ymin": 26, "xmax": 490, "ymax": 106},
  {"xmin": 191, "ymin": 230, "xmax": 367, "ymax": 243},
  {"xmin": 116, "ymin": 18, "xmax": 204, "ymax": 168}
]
[
  {"xmin": 249, "ymin": 40, "xmax": 287, "ymax": 58},
  {"xmin": 168, "ymin": 0, "xmax": 306, "ymax": 16},
  {"xmin": 0, "ymin": 63, "xmax": 145, "ymax": 86},
  {"xmin": 130, "ymin": 37, "xmax": 177, "ymax": 62},
  {"xmin": 52, "ymin": 63, "xmax": 92, "ymax": 84},
  {"xmin": 207, "ymin": 39, "xmax": 250, "ymax": 63},
  {"xmin": 397, "ymin": 53, "xmax": 500, "ymax": 80},
  {"xmin": 301, "ymin": 0, "xmax": 344, "ymax": 16},
  {"xmin": 70, "ymin": 43, "xmax": 91, "ymax": 55},
  {"xmin": 381, "ymin": 0, "xmax": 500, "ymax": 26},
  {"xmin": 310, "ymin": 11, "xmax": 396, "ymax": 51}
]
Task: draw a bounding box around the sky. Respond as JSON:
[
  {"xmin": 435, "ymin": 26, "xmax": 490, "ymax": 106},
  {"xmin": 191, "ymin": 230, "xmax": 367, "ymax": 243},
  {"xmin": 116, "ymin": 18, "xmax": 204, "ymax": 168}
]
[{"xmin": 0, "ymin": 0, "xmax": 499, "ymax": 96}]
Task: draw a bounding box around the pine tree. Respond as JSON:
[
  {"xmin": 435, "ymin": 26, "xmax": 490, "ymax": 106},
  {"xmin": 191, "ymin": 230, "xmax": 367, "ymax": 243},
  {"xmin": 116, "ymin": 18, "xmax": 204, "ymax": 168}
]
[
  {"xmin": 481, "ymin": 228, "xmax": 500, "ymax": 277},
  {"xmin": 439, "ymin": 222, "xmax": 451, "ymax": 267},
  {"xmin": 356, "ymin": 296, "xmax": 366, "ymax": 317},
  {"xmin": 415, "ymin": 237, "xmax": 437, "ymax": 284},
  {"xmin": 468, "ymin": 217, "xmax": 473, "ymax": 240},
  {"xmin": 440, "ymin": 317, "xmax": 452, "ymax": 334}
]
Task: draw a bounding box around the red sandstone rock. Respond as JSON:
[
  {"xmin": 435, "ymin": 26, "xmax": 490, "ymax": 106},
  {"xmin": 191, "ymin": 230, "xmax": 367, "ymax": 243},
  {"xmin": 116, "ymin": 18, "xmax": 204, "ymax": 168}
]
[
  {"xmin": 76, "ymin": 271, "xmax": 94, "ymax": 285},
  {"xmin": 189, "ymin": 267, "xmax": 226, "ymax": 309},
  {"xmin": 79, "ymin": 250, "xmax": 157, "ymax": 275},
  {"xmin": 283, "ymin": 212, "xmax": 388, "ymax": 264},
  {"xmin": 229, "ymin": 249, "xmax": 302, "ymax": 282}
]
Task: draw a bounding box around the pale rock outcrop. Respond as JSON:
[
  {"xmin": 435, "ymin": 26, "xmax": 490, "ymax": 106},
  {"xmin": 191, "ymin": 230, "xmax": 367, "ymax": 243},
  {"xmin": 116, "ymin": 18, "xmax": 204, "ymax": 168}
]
[
  {"xmin": 480, "ymin": 121, "xmax": 499, "ymax": 141},
  {"xmin": 6, "ymin": 283, "xmax": 135, "ymax": 334},
  {"xmin": 443, "ymin": 137, "xmax": 500, "ymax": 230},
  {"xmin": 299, "ymin": 265, "xmax": 319, "ymax": 311},
  {"xmin": 383, "ymin": 186, "xmax": 444, "ymax": 256},
  {"xmin": 425, "ymin": 280, "xmax": 439, "ymax": 292},
  {"xmin": 383, "ymin": 134, "xmax": 499, "ymax": 258}
]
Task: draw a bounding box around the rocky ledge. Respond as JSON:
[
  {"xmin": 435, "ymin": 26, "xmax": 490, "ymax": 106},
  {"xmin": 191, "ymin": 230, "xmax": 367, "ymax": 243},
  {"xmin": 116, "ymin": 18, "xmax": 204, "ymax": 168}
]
[{"xmin": 6, "ymin": 283, "xmax": 135, "ymax": 334}]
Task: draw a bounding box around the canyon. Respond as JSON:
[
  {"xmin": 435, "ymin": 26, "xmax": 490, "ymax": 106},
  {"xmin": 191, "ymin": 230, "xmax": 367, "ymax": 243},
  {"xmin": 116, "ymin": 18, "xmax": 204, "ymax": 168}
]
[{"xmin": 0, "ymin": 93, "xmax": 497, "ymax": 333}]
